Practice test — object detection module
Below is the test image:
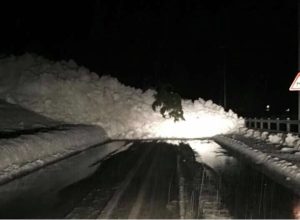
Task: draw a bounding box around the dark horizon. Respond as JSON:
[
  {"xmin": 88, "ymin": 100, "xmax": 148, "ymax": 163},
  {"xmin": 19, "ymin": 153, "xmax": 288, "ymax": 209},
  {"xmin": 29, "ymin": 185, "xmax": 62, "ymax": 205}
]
[{"xmin": 0, "ymin": 0, "xmax": 298, "ymax": 118}]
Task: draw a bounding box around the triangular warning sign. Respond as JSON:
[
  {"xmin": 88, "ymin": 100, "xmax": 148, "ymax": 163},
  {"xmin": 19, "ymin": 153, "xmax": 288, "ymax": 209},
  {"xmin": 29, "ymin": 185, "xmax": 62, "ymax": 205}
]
[{"xmin": 289, "ymin": 72, "xmax": 300, "ymax": 91}]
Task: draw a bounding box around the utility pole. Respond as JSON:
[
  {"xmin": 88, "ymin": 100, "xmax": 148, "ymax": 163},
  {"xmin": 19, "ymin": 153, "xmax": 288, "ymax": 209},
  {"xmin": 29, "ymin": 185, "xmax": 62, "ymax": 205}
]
[
  {"xmin": 223, "ymin": 46, "xmax": 227, "ymax": 109},
  {"xmin": 221, "ymin": 4, "xmax": 227, "ymax": 110}
]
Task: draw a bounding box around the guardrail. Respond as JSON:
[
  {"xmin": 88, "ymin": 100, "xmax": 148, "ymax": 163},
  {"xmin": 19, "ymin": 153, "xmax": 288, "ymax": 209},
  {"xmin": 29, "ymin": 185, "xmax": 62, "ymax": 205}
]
[{"xmin": 246, "ymin": 118, "xmax": 300, "ymax": 134}]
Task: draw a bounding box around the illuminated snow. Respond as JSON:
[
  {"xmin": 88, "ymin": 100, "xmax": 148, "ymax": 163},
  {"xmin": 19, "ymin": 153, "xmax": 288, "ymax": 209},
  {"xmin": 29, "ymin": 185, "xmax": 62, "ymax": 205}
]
[
  {"xmin": 187, "ymin": 140, "xmax": 238, "ymax": 172},
  {"xmin": 155, "ymin": 139, "xmax": 238, "ymax": 172},
  {"xmin": 155, "ymin": 112, "xmax": 238, "ymax": 138},
  {"xmin": 285, "ymin": 133, "xmax": 300, "ymax": 147},
  {"xmin": 0, "ymin": 54, "xmax": 244, "ymax": 139},
  {"xmin": 240, "ymin": 127, "xmax": 300, "ymax": 149}
]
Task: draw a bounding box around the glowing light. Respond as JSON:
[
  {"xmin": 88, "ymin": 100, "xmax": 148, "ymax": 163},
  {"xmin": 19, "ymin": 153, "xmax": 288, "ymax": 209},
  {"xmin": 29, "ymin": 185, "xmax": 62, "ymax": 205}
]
[
  {"xmin": 293, "ymin": 198, "xmax": 300, "ymax": 219},
  {"xmin": 152, "ymin": 113, "xmax": 236, "ymax": 138},
  {"xmin": 185, "ymin": 140, "xmax": 237, "ymax": 172}
]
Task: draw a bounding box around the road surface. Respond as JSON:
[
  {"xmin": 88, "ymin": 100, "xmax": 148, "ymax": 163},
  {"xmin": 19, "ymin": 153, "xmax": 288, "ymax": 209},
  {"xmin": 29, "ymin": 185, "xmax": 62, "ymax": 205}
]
[
  {"xmin": 0, "ymin": 140, "xmax": 295, "ymax": 219},
  {"xmin": 0, "ymin": 141, "xmax": 223, "ymax": 219}
]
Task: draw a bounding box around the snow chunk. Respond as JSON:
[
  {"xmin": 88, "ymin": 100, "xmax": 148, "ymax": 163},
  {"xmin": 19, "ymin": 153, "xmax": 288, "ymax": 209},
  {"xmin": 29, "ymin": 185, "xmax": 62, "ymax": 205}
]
[
  {"xmin": 261, "ymin": 131, "xmax": 269, "ymax": 140},
  {"xmin": 239, "ymin": 127, "xmax": 248, "ymax": 134},
  {"xmin": 245, "ymin": 129, "xmax": 254, "ymax": 137},
  {"xmin": 284, "ymin": 133, "xmax": 300, "ymax": 147},
  {"xmin": 268, "ymin": 133, "xmax": 284, "ymax": 144},
  {"xmin": 253, "ymin": 130, "xmax": 261, "ymax": 139}
]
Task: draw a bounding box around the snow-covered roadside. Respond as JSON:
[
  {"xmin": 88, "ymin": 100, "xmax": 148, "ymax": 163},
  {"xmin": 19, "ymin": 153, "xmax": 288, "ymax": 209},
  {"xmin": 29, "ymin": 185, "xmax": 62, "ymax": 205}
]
[
  {"xmin": 239, "ymin": 127, "xmax": 300, "ymax": 152},
  {"xmin": 0, "ymin": 53, "xmax": 244, "ymax": 182},
  {"xmin": 0, "ymin": 125, "xmax": 113, "ymax": 184},
  {"xmin": 0, "ymin": 100, "xmax": 128, "ymax": 184},
  {"xmin": 213, "ymin": 135, "xmax": 300, "ymax": 196},
  {"xmin": 0, "ymin": 141, "xmax": 128, "ymax": 211}
]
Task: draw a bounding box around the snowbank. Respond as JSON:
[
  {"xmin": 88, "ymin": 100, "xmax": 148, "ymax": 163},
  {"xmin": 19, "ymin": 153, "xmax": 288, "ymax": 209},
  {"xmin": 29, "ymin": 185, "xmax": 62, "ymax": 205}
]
[
  {"xmin": 214, "ymin": 135, "xmax": 300, "ymax": 196},
  {"xmin": 239, "ymin": 127, "xmax": 300, "ymax": 150},
  {"xmin": 0, "ymin": 125, "xmax": 109, "ymax": 183},
  {"xmin": 0, "ymin": 141, "xmax": 127, "ymax": 207},
  {"xmin": 0, "ymin": 54, "xmax": 244, "ymax": 139}
]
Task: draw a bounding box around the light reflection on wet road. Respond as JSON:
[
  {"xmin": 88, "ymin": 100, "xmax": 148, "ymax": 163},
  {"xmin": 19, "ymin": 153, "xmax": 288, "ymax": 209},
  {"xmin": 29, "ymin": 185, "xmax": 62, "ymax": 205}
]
[{"xmin": 0, "ymin": 140, "xmax": 298, "ymax": 219}]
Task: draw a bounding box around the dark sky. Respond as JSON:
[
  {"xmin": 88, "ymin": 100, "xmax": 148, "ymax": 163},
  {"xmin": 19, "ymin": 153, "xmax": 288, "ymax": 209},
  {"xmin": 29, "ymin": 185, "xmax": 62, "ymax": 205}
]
[{"xmin": 0, "ymin": 0, "xmax": 298, "ymax": 117}]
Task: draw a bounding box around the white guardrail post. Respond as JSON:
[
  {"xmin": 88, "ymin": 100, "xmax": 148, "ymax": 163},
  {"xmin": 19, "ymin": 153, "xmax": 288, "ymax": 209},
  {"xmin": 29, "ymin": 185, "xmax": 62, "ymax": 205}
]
[
  {"xmin": 276, "ymin": 118, "xmax": 280, "ymax": 131},
  {"xmin": 260, "ymin": 118, "xmax": 264, "ymax": 129},
  {"xmin": 286, "ymin": 118, "xmax": 291, "ymax": 133},
  {"xmin": 267, "ymin": 118, "xmax": 271, "ymax": 130}
]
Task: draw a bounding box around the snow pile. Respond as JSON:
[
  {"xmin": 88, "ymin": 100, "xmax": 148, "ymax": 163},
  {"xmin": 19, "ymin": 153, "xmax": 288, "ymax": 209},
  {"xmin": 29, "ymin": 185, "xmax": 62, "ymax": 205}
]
[
  {"xmin": 0, "ymin": 54, "xmax": 244, "ymax": 139},
  {"xmin": 268, "ymin": 133, "xmax": 284, "ymax": 144},
  {"xmin": 261, "ymin": 131, "xmax": 269, "ymax": 140},
  {"xmin": 284, "ymin": 133, "xmax": 300, "ymax": 147},
  {"xmin": 214, "ymin": 135, "xmax": 300, "ymax": 196},
  {"xmin": 244, "ymin": 129, "xmax": 254, "ymax": 137}
]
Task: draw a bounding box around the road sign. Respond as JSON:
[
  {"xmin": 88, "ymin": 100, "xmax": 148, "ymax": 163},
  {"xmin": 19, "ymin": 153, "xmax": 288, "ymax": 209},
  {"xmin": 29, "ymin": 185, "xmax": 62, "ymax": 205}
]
[{"xmin": 289, "ymin": 72, "xmax": 300, "ymax": 91}]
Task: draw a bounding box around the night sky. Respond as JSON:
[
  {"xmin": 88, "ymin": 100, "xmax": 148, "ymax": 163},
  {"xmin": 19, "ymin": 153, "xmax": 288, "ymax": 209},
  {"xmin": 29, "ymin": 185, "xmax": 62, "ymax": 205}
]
[{"xmin": 0, "ymin": 0, "xmax": 298, "ymax": 118}]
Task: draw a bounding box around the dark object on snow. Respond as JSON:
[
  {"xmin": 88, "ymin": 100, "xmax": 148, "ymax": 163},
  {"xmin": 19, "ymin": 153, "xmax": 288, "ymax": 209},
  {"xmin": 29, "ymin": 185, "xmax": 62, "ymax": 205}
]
[{"xmin": 152, "ymin": 84, "xmax": 185, "ymax": 122}]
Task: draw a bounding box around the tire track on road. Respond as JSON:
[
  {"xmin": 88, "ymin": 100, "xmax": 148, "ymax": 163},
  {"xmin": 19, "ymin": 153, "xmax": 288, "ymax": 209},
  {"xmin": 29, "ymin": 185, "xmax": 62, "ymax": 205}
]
[{"xmin": 97, "ymin": 145, "xmax": 152, "ymax": 219}]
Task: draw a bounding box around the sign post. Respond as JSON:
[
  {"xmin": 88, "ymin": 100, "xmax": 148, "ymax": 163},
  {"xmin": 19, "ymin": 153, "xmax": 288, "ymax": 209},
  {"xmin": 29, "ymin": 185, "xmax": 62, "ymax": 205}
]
[{"xmin": 290, "ymin": 72, "xmax": 300, "ymax": 121}]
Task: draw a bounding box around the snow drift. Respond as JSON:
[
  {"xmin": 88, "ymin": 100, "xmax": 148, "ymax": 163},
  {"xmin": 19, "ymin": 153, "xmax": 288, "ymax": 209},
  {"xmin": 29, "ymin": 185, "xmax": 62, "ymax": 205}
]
[
  {"xmin": 239, "ymin": 127, "xmax": 300, "ymax": 150},
  {"xmin": 0, "ymin": 54, "xmax": 244, "ymax": 139},
  {"xmin": 214, "ymin": 135, "xmax": 300, "ymax": 196},
  {"xmin": 0, "ymin": 125, "xmax": 113, "ymax": 183}
]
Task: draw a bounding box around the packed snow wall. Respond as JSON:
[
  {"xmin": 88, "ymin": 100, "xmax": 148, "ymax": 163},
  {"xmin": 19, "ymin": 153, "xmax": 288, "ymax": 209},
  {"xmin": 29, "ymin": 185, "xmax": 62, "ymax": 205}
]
[{"xmin": 0, "ymin": 54, "xmax": 244, "ymax": 139}]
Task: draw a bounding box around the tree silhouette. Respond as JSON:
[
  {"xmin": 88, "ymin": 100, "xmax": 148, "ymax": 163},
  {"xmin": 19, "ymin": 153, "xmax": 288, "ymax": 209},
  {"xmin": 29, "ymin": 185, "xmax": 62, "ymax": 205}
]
[{"xmin": 152, "ymin": 84, "xmax": 185, "ymax": 122}]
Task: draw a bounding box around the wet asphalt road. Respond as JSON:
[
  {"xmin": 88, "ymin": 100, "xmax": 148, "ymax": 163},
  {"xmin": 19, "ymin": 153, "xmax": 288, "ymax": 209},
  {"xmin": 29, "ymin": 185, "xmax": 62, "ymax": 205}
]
[
  {"xmin": 0, "ymin": 142, "xmax": 187, "ymax": 219},
  {"xmin": 0, "ymin": 141, "xmax": 297, "ymax": 219},
  {"xmin": 67, "ymin": 142, "xmax": 180, "ymax": 219}
]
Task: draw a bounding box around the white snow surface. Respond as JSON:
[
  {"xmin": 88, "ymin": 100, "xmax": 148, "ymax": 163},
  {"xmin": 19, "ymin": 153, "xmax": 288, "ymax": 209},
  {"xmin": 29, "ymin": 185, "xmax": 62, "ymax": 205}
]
[
  {"xmin": 284, "ymin": 133, "xmax": 300, "ymax": 147},
  {"xmin": 214, "ymin": 135, "xmax": 300, "ymax": 195},
  {"xmin": 0, "ymin": 54, "xmax": 244, "ymax": 139},
  {"xmin": 268, "ymin": 133, "xmax": 284, "ymax": 144},
  {"xmin": 0, "ymin": 125, "xmax": 108, "ymax": 179},
  {"xmin": 239, "ymin": 127, "xmax": 300, "ymax": 149}
]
